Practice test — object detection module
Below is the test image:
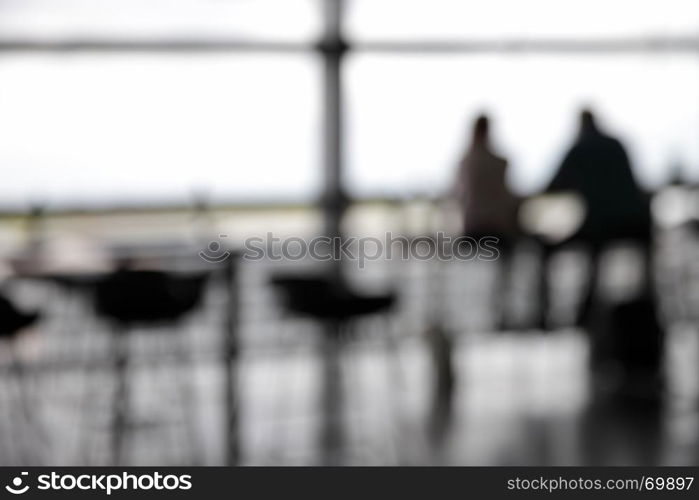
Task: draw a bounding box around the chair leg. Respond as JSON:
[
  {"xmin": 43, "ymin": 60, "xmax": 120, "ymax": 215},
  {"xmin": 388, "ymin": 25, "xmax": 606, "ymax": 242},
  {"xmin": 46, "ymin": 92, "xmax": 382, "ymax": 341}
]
[
  {"xmin": 9, "ymin": 343, "xmax": 46, "ymax": 465},
  {"xmin": 319, "ymin": 320, "xmax": 344, "ymax": 465},
  {"xmin": 576, "ymin": 246, "xmax": 602, "ymax": 327},
  {"xmin": 174, "ymin": 326, "xmax": 203, "ymax": 465},
  {"xmin": 535, "ymin": 245, "xmax": 553, "ymax": 330},
  {"xmin": 111, "ymin": 328, "xmax": 129, "ymax": 465}
]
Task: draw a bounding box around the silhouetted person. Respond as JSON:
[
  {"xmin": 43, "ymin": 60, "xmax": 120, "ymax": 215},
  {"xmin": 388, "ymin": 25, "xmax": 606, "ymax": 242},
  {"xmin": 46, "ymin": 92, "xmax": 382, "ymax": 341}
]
[
  {"xmin": 455, "ymin": 115, "xmax": 518, "ymax": 329},
  {"xmin": 456, "ymin": 115, "xmax": 518, "ymax": 241},
  {"xmin": 548, "ymin": 110, "xmax": 650, "ymax": 244},
  {"xmin": 538, "ymin": 110, "xmax": 652, "ymax": 328}
]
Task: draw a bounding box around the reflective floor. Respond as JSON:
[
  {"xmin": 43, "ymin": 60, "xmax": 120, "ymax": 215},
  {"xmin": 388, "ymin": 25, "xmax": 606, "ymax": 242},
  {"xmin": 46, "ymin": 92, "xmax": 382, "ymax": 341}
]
[{"xmin": 0, "ymin": 242, "xmax": 698, "ymax": 465}]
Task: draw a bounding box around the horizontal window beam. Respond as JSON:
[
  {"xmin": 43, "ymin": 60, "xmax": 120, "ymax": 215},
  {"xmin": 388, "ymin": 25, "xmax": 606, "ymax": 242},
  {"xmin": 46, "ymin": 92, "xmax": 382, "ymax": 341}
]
[{"xmin": 0, "ymin": 37, "xmax": 698, "ymax": 53}]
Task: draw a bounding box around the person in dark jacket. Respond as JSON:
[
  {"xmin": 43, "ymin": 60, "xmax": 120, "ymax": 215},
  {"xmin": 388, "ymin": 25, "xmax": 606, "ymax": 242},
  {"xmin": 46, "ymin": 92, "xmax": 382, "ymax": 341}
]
[{"xmin": 537, "ymin": 109, "xmax": 652, "ymax": 328}]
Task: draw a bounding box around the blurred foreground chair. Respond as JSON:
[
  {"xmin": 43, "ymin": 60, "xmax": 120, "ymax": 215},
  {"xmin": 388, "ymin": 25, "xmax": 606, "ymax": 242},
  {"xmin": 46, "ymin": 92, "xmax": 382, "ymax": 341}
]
[
  {"xmin": 0, "ymin": 295, "xmax": 39, "ymax": 339},
  {"xmin": 270, "ymin": 274, "xmax": 395, "ymax": 464},
  {"xmin": 0, "ymin": 293, "xmax": 41, "ymax": 463},
  {"xmin": 94, "ymin": 269, "xmax": 209, "ymax": 465}
]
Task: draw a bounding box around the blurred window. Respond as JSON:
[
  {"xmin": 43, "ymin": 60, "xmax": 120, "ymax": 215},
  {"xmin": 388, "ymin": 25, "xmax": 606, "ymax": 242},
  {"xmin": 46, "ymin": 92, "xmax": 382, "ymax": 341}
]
[
  {"xmin": 0, "ymin": 0, "xmax": 697, "ymax": 205},
  {"xmin": 346, "ymin": 54, "xmax": 699, "ymax": 196},
  {"xmin": 347, "ymin": 0, "xmax": 699, "ymax": 40},
  {"xmin": 0, "ymin": 54, "xmax": 320, "ymax": 206},
  {"xmin": 0, "ymin": 0, "xmax": 320, "ymax": 42}
]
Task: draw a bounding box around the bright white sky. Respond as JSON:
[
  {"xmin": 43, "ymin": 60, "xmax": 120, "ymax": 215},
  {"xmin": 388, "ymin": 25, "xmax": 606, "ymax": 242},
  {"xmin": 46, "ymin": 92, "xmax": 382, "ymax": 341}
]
[
  {"xmin": 348, "ymin": 0, "xmax": 699, "ymax": 40},
  {"xmin": 0, "ymin": 0, "xmax": 698, "ymax": 207},
  {"xmin": 347, "ymin": 54, "xmax": 699, "ymax": 197}
]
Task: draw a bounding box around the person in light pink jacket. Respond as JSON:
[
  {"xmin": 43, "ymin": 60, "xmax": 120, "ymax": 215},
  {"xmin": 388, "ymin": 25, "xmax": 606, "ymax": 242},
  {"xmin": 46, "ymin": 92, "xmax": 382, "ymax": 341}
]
[
  {"xmin": 455, "ymin": 114, "xmax": 518, "ymax": 241},
  {"xmin": 454, "ymin": 114, "xmax": 519, "ymax": 330}
]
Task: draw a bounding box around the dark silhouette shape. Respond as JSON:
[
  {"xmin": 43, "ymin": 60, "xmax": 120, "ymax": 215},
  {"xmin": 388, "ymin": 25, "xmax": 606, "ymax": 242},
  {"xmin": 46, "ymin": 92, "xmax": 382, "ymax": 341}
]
[
  {"xmin": 579, "ymin": 294, "xmax": 664, "ymax": 466},
  {"xmin": 270, "ymin": 274, "xmax": 395, "ymax": 464},
  {"xmin": 455, "ymin": 115, "xmax": 519, "ymax": 239},
  {"xmin": 588, "ymin": 294, "xmax": 664, "ymax": 395},
  {"xmin": 455, "ymin": 115, "xmax": 518, "ymax": 329},
  {"xmin": 534, "ymin": 112, "xmax": 665, "ymax": 465},
  {"xmin": 0, "ymin": 294, "xmax": 42, "ymax": 463},
  {"xmin": 547, "ymin": 110, "xmax": 651, "ymax": 244},
  {"xmin": 270, "ymin": 275, "xmax": 394, "ymax": 324},
  {"xmin": 94, "ymin": 267, "xmax": 209, "ymax": 465},
  {"xmin": 538, "ymin": 110, "xmax": 652, "ymax": 328},
  {"xmin": 0, "ymin": 294, "xmax": 39, "ymax": 338},
  {"xmin": 578, "ymin": 390, "xmax": 662, "ymax": 465},
  {"xmin": 95, "ymin": 269, "xmax": 208, "ymax": 325}
]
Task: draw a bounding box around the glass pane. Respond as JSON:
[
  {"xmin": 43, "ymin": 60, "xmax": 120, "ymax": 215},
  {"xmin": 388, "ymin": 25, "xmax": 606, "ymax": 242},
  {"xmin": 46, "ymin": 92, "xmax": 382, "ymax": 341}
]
[
  {"xmin": 0, "ymin": 54, "xmax": 320, "ymax": 207},
  {"xmin": 0, "ymin": 0, "xmax": 320, "ymax": 42},
  {"xmin": 346, "ymin": 54, "xmax": 699, "ymax": 197},
  {"xmin": 348, "ymin": 0, "xmax": 699, "ymax": 40}
]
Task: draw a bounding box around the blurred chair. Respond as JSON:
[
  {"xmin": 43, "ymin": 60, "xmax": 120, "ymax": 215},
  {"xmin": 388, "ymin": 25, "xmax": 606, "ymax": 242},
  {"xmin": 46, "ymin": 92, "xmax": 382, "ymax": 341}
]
[
  {"xmin": 0, "ymin": 293, "xmax": 41, "ymax": 463},
  {"xmin": 93, "ymin": 268, "xmax": 209, "ymax": 465},
  {"xmin": 270, "ymin": 274, "xmax": 395, "ymax": 464},
  {"xmin": 0, "ymin": 294, "xmax": 39, "ymax": 339},
  {"xmin": 271, "ymin": 276, "xmax": 394, "ymax": 324}
]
